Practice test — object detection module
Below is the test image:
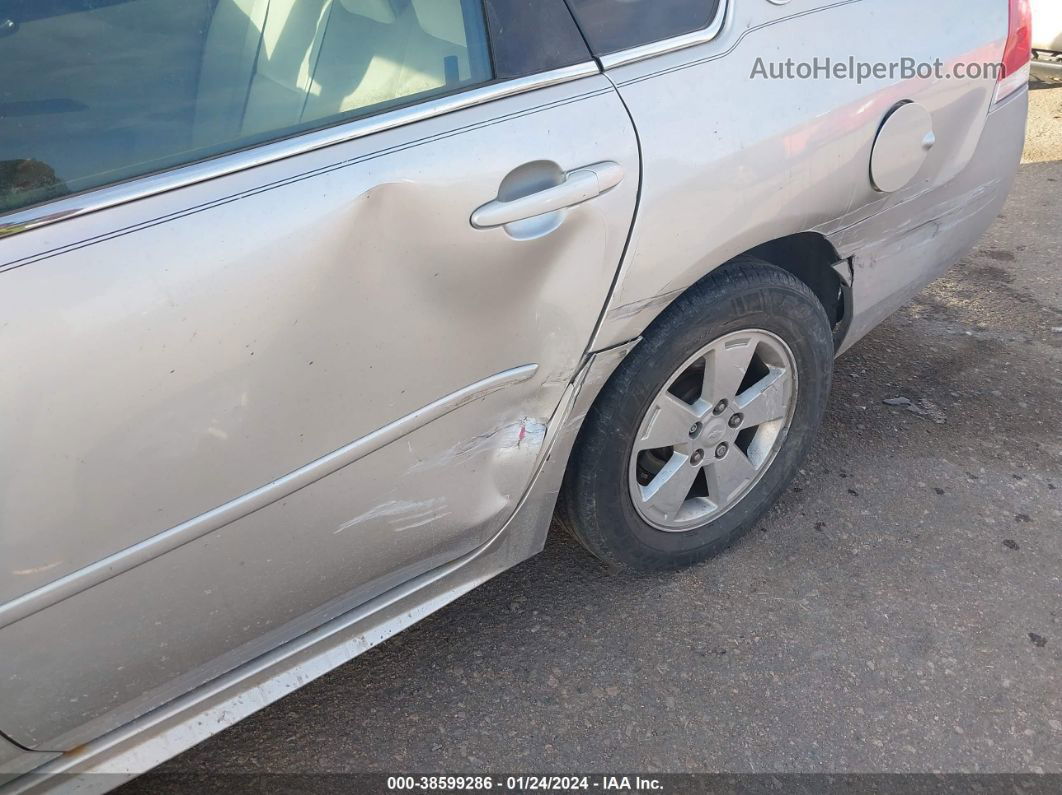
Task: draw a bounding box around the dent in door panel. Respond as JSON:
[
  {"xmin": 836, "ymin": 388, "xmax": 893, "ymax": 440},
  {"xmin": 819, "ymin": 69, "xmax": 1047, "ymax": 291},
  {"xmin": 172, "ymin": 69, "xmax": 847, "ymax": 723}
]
[
  {"xmin": 0, "ymin": 79, "xmax": 640, "ymax": 602},
  {"xmin": 0, "ymin": 75, "xmax": 641, "ymax": 752}
]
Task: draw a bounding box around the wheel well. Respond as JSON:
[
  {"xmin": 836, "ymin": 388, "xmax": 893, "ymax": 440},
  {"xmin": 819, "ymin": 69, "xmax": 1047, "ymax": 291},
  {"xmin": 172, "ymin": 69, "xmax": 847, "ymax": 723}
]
[{"xmin": 745, "ymin": 232, "xmax": 850, "ymax": 347}]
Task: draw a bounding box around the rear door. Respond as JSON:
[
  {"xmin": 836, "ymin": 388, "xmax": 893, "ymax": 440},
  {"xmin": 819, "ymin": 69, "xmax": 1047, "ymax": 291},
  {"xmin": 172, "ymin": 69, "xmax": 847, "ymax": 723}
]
[{"xmin": 0, "ymin": 0, "xmax": 638, "ymax": 751}]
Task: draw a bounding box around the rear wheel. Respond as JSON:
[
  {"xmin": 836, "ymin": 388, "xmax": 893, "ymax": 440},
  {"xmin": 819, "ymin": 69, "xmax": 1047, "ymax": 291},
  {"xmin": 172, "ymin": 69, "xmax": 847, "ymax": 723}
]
[{"xmin": 559, "ymin": 257, "xmax": 834, "ymax": 572}]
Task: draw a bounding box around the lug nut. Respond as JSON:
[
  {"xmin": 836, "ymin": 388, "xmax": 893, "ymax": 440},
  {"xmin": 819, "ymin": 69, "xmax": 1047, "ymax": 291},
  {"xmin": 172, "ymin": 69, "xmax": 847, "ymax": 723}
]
[
  {"xmin": 690, "ymin": 449, "xmax": 705, "ymax": 466},
  {"xmin": 689, "ymin": 422, "xmax": 702, "ymax": 437},
  {"xmin": 715, "ymin": 443, "xmax": 729, "ymax": 459},
  {"xmin": 712, "ymin": 399, "xmax": 728, "ymax": 415},
  {"xmin": 728, "ymin": 413, "xmax": 743, "ymax": 428}
]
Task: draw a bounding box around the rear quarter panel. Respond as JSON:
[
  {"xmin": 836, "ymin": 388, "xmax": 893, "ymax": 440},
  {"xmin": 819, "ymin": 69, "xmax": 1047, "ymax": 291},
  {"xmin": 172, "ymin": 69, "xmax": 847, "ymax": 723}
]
[{"xmin": 592, "ymin": 0, "xmax": 1008, "ymax": 350}]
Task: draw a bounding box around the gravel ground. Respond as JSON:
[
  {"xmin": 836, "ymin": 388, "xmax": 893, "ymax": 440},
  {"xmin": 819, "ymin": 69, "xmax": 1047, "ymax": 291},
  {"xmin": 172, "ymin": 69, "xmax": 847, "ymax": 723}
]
[{"xmin": 130, "ymin": 85, "xmax": 1062, "ymax": 784}]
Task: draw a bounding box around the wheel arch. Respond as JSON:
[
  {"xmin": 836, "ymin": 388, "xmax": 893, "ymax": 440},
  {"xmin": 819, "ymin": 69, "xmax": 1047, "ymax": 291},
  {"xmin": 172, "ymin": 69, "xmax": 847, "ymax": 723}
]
[
  {"xmin": 744, "ymin": 232, "xmax": 852, "ymax": 350},
  {"xmin": 594, "ymin": 232, "xmax": 853, "ymax": 356}
]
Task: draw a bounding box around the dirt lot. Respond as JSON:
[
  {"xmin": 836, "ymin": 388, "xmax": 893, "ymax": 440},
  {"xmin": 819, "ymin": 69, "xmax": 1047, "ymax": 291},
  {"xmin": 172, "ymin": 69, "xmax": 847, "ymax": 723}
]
[{"xmin": 134, "ymin": 85, "xmax": 1062, "ymax": 782}]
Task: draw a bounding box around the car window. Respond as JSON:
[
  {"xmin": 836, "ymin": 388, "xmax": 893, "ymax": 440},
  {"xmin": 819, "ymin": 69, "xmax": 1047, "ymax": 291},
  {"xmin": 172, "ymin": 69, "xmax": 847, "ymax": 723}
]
[
  {"xmin": 483, "ymin": 0, "xmax": 592, "ymax": 80},
  {"xmin": 563, "ymin": 0, "xmax": 722, "ymax": 56},
  {"xmin": 0, "ymin": 0, "xmax": 493, "ymax": 213}
]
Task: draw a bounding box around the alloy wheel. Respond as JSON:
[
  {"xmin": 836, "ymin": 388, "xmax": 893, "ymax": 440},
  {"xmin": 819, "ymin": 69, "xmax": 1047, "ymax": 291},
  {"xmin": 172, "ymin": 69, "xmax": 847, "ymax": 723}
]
[{"xmin": 627, "ymin": 329, "xmax": 798, "ymax": 532}]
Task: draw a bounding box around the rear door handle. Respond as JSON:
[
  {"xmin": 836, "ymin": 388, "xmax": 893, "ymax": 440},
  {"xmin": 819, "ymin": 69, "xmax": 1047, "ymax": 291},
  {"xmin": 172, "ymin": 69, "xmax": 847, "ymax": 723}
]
[{"xmin": 470, "ymin": 161, "xmax": 624, "ymax": 230}]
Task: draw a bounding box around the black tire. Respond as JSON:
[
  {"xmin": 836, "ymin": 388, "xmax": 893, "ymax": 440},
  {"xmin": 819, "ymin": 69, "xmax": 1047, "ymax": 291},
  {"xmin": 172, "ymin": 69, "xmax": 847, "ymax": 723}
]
[{"xmin": 558, "ymin": 256, "xmax": 834, "ymax": 572}]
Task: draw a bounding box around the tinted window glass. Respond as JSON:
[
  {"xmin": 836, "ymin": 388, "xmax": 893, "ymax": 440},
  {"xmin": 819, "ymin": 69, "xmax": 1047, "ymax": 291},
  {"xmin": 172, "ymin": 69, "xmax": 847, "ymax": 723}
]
[
  {"xmin": 0, "ymin": 0, "xmax": 493, "ymax": 213},
  {"xmin": 483, "ymin": 0, "xmax": 591, "ymax": 79},
  {"xmin": 564, "ymin": 0, "xmax": 721, "ymax": 56}
]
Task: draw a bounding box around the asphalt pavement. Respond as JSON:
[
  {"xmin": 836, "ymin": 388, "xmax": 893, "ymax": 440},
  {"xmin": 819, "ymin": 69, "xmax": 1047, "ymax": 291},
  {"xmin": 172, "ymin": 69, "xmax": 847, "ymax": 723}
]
[{"xmin": 131, "ymin": 84, "xmax": 1062, "ymax": 783}]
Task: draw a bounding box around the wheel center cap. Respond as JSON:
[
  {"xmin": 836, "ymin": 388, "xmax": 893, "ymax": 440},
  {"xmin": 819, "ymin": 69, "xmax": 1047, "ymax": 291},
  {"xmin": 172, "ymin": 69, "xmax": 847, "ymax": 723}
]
[{"xmin": 698, "ymin": 420, "xmax": 727, "ymax": 445}]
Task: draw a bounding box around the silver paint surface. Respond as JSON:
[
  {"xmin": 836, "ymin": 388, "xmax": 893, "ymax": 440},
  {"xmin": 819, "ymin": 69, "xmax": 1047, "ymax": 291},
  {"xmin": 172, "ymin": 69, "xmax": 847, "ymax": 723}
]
[
  {"xmin": 830, "ymin": 90, "xmax": 1027, "ymax": 352},
  {"xmin": 0, "ymin": 365, "xmax": 538, "ymax": 629}
]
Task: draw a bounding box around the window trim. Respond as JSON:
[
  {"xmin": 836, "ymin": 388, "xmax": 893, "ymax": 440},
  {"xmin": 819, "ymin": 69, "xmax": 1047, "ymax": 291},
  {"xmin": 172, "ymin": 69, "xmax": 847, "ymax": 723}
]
[
  {"xmin": 0, "ymin": 0, "xmax": 596, "ymax": 241},
  {"xmin": 596, "ymin": 0, "xmax": 730, "ymax": 70},
  {"xmin": 0, "ymin": 0, "xmax": 598, "ymax": 245}
]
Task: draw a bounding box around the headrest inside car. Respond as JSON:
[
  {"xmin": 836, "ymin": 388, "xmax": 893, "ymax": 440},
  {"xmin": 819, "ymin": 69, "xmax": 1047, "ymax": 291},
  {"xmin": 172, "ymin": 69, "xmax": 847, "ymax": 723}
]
[{"xmin": 411, "ymin": 0, "xmax": 467, "ymax": 46}]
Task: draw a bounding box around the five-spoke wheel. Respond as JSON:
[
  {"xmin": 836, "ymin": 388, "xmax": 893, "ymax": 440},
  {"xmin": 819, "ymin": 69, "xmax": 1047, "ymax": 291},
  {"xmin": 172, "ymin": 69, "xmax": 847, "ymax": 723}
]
[
  {"xmin": 559, "ymin": 257, "xmax": 835, "ymax": 572},
  {"xmin": 629, "ymin": 330, "xmax": 796, "ymax": 531}
]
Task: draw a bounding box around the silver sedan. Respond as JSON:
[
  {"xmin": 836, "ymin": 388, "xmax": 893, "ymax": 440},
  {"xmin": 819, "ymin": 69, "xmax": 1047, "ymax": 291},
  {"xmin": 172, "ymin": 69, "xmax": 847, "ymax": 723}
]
[{"xmin": 0, "ymin": 0, "xmax": 1030, "ymax": 787}]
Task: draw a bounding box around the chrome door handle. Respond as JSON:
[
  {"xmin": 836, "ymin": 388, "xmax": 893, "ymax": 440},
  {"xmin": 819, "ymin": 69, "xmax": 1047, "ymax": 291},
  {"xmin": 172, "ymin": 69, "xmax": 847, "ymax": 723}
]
[{"xmin": 470, "ymin": 161, "xmax": 624, "ymax": 230}]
